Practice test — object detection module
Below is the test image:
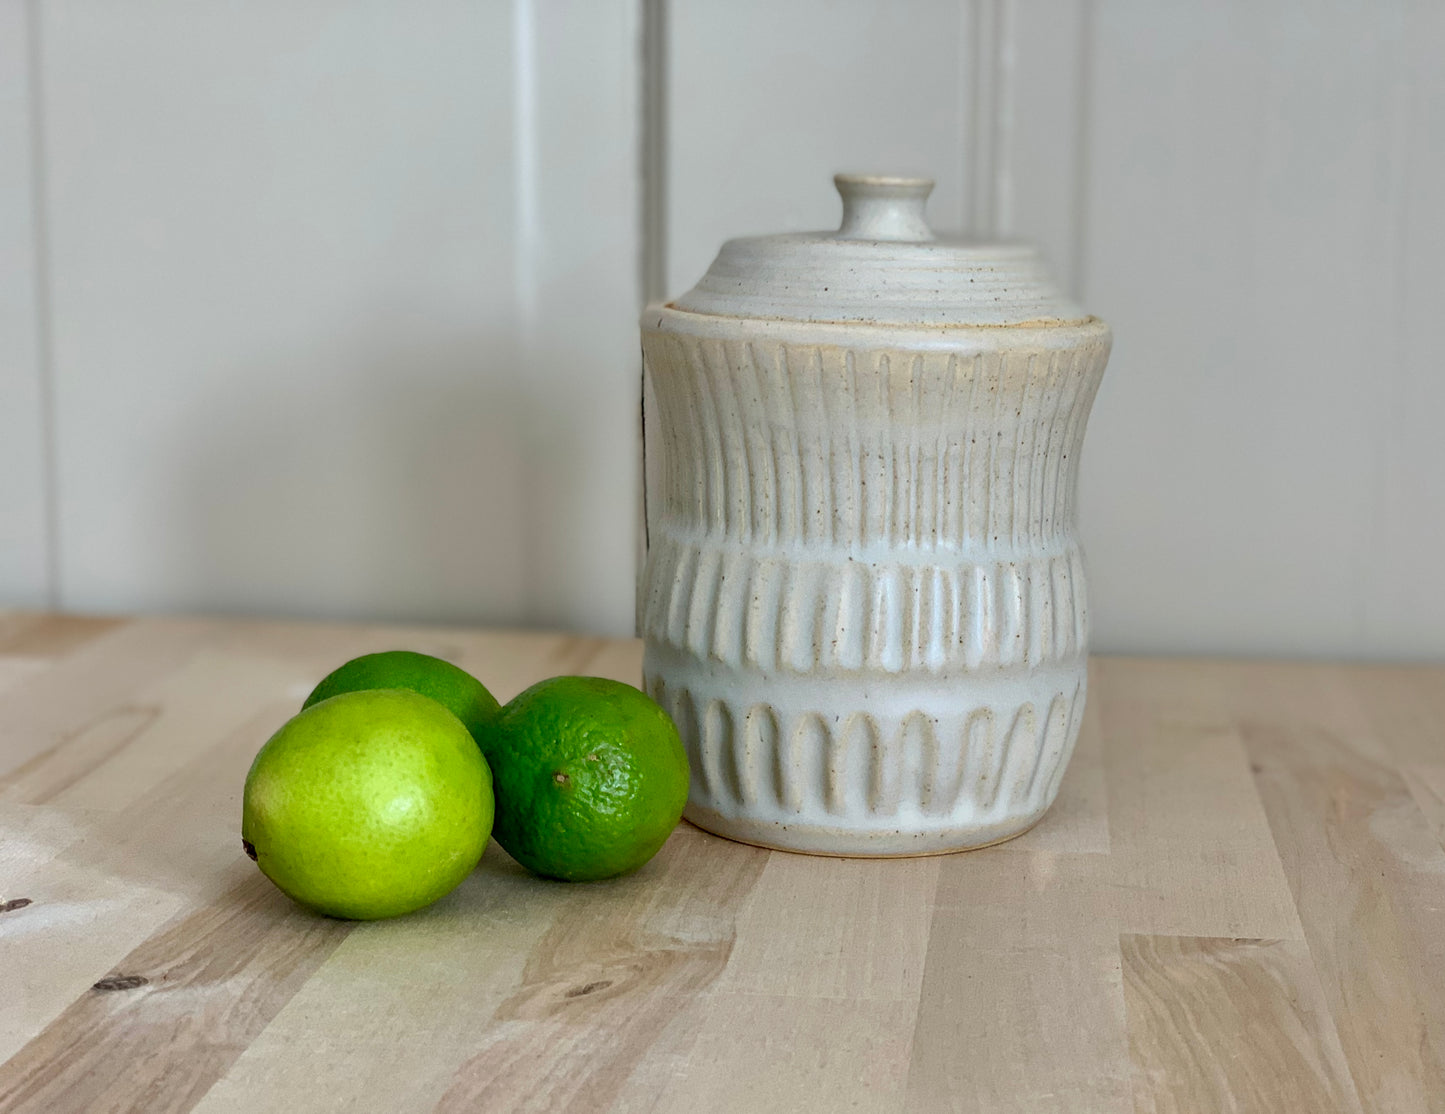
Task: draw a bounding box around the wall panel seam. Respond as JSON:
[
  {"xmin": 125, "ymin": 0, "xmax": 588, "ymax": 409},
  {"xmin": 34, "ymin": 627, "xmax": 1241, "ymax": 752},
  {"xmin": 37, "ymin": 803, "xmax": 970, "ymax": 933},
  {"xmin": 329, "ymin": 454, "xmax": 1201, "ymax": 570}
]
[
  {"xmin": 24, "ymin": 0, "xmax": 60, "ymax": 610},
  {"xmin": 1069, "ymin": 0, "xmax": 1094, "ymax": 302}
]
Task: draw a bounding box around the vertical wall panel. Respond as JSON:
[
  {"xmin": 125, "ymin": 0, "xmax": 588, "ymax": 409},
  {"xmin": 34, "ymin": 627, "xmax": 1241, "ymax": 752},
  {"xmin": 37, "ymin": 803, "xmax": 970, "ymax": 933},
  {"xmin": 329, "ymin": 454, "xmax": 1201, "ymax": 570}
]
[
  {"xmin": 518, "ymin": 0, "xmax": 642, "ymax": 635},
  {"xmin": 38, "ymin": 0, "xmax": 641, "ymax": 634},
  {"xmin": 666, "ymin": 0, "xmax": 970, "ymax": 299},
  {"xmin": 1367, "ymin": 0, "xmax": 1445, "ymax": 658},
  {"xmin": 1076, "ymin": 0, "xmax": 1413, "ymax": 657},
  {"xmin": 0, "ymin": 0, "xmax": 51, "ymax": 607},
  {"xmin": 1007, "ymin": 0, "xmax": 1088, "ymax": 294}
]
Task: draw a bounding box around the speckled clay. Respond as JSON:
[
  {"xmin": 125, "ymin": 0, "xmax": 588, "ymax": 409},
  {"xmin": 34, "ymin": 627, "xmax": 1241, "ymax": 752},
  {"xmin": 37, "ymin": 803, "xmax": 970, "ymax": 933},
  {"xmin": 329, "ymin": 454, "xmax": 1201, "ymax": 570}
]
[{"xmin": 640, "ymin": 175, "xmax": 1111, "ymax": 856}]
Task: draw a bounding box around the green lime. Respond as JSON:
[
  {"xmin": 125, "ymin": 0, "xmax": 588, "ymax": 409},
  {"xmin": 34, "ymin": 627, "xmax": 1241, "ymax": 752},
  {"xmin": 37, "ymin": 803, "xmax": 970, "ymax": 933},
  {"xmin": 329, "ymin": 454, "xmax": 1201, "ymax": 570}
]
[
  {"xmin": 242, "ymin": 689, "xmax": 494, "ymax": 919},
  {"xmin": 485, "ymin": 676, "xmax": 689, "ymax": 882},
  {"xmin": 303, "ymin": 650, "xmax": 500, "ymax": 750}
]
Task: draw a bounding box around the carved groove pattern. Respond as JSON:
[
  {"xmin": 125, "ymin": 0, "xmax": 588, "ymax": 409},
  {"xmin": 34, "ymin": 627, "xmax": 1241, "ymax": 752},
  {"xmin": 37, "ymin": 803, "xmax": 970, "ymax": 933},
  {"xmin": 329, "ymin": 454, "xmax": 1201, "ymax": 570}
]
[
  {"xmin": 640, "ymin": 334, "xmax": 1108, "ymax": 672},
  {"xmin": 643, "ymin": 334, "xmax": 1108, "ymax": 552},
  {"xmin": 646, "ymin": 675, "xmax": 1085, "ymax": 823},
  {"xmin": 641, "ymin": 536, "xmax": 1088, "ymax": 672}
]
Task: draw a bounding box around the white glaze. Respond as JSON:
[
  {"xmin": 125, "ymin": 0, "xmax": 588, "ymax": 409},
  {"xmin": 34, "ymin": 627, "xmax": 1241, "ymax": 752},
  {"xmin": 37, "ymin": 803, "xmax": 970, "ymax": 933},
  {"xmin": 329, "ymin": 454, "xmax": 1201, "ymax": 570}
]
[
  {"xmin": 671, "ymin": 174, "xmax": 1088, "ymax": 327},
  {"xmin": 642, "ymin": 176, "xmax": 1111, "ymax": 856}
]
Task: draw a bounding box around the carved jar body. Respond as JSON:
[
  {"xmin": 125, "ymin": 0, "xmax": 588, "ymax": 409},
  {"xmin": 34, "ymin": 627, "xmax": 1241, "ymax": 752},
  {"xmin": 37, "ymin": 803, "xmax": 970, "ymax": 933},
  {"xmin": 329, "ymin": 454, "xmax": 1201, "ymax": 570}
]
[{"xmin": 640, "ymin": 176, "xmax": 1111, "ymax": 855}]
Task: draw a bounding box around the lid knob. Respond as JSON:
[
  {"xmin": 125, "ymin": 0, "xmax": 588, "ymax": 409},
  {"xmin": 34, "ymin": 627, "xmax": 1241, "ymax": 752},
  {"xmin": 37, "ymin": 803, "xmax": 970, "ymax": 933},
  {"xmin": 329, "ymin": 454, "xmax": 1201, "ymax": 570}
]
[{"xmin": 833, "ymin": 174, "xmax": 936, "ymax": 242}]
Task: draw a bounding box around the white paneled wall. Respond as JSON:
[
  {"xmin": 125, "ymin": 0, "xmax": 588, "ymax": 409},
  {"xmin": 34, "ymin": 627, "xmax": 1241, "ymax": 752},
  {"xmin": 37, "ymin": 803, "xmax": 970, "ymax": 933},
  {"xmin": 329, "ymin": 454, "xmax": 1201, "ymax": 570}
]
[
  {"xmin": 3, "ymin": 0, "xmax": 1443, "ymax": 658},
  {"xmin": 4, "ymin": 0, "xmax": 641, "ymax": 634}
]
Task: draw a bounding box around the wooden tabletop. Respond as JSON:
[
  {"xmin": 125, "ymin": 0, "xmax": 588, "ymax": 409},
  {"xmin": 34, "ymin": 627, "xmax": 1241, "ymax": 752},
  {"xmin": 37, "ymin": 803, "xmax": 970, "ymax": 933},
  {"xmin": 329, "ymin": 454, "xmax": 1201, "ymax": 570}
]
[{"xmin": 0, "ymin": 613, "xmax": 1442, "ymax": 1113}]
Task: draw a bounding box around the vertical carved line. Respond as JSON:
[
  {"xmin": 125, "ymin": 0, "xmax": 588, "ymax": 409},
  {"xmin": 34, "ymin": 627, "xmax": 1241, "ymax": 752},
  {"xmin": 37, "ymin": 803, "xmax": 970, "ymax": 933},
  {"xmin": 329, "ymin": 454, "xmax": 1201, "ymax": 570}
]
[
  {"xmin": 1051, "ymin": 550, "xmax": 1072, "ymax": 660},
  {"xmin": 738, "ymin": 341, "xmax": 773, "ymax": 545},
  {"xmin": 673, "ymin": 337, "xmax": 705, "ymax": 531},
  {"xmin": 704, "ymin": 698, "xmax": 738, "ymax": 807},
  {"xmin": 640, "ymin": 534, "xmax": 671, "ymax": 640},
  {"xmin": 1036, "ymin": 348, "xmax": 1069, "ymax": 548},
  {"xmin": 710, "ymin": 548, "xmax": 746, "ymax": 665},
  {"xmin": 643, "ymin": 337, "xmax": 679, "ymax": 527},
  {"xmin": 1005, "ymin": 352, "xmax": 1032, "ymax": 552},
  {"xmin": 907, "ymin": 354, "xmax": 925, "ymax": 546},
  {"xmin": 1045, "ymin": 680, "xmax": 1086, "ymax": 803},
  {"xmin": 913, "ymin": 356, "xmax": 933, "ymax": 547},
  {"xmin": 878, "ymin": 351, "xmax": 900, "ymax": 547},
  {"xmin": 712, "ymin": 340, "xmax": 750, "ymax": 540},
  {"xmin": 1028, "ymin": 559, "xmax": 1047, "ymax": 667},
  {"xmin": 689, "ymin": 340, "xmax": 726, "ymax": 538},
  {"xmin": 960, "ymin": 350, "xmax": 986, "ymax": 548},
  {"xmin": 772, "ymin": 343, "xmax": 803, "ymax": 545},
  {"xmin": 912, "ymin": 712, "xmax": 957, "ymax": 816},
  {"xmin": 999, "ymin": 353, "xmax": 1017, "ymax": 551},
  {"xmin": 832, "ymin": 348, "xmax": 859, "ymax": 546},
  {"xmin": 855, "ymin": 719, "xmax": 890, "ymax": 814},
  {"xmin": 794, "ymin": 713, "xmax": 830, "ymax": 816},
  {"xmin": 981, "ymin": 351, "xmax": 1005, "ymax": 546},
  {"xmin": 1055, "ymin": 344, "xmax": 1105, "ymax": 535},
  {"xmin": 781, "ymin": 560, "xmax": 819, "ymax": 672},
  {"xmin": 1038, "ymin": 347, "xmax": 1074, "ymax": 541},
  {"xmin": 1025, "ymin": 691, "xmax": 1071, "ymax": 804},
  {"xmin": 1064, "ymin": 344, "xmax": 1107, "ymax": 529},
  {"xmin": 982, "ymin": 702, "xmax": 1034, "ymax": 812},
  {"xmin": 996, "ymin": 560, "xmax": 1023, "ymax": 667},
  {"xmin": 964, "ymin": 563, "xmax": 988, "ymax": 670},
  {"xmin": 846, "ymin": 349, "xmax": 866, "ymax": 546},
  {"xmin": 904, "ymin": 563, "xmax": 923, "ymax": 673},
  {"xmin": 1041, "ymin": 553, "xmax": 1059, "ymax": 664},
  {"xmin": 684, "ymin": 544, "xmax": 720, "ymax": 661},
  {"xmin": 743, "ymin": 558, "xmax": 779, "ymax": 672},
  {"xmin": 831, "ymin": 560, "xmax": 866, "ymax": 671},
  {"xmin": 819, "ymin": 346, "xmax": 838, "ymax": 547},
  {"xmin": 772, "ymin": 707, "xmax": 803, "ymax": 812},
  {"xmin": 934, "ymin": 353, "xmax": 958, "ymax": 548},
  {"xmin": 870, "ymin": 565, "xmax": 903, "ymax": 672},
  {"xmin": 1071, "ymin": 544, "xmax": 1089, "ymax": 649},
  {"xmin": 662, "ymin": 535, "xmax": 690, "ymax": 646},
  {"xmin": 1020, "ymin": 351, "xmax": 1042, "ymax": 552},
  {"xmin": 961, "ymin": 706, "xmax": 997, "ymax": 811},
  {"xmin": 801, "ymin": 347, "xmax": 829, "ymax": 546},
  {"xmin": 824, "ymin": 715, "xmax": 854, "ymax": 815},
  {"xmin": 925, "ymin": 566, "xmax": 950, "ymax": 670},
  {"xmin": 873, "ymin": 351, "xmax": 889, "ymax": 546},
  {"xmin": 738, "ymin": 704, "xmax": 775, "ymax": 807},
  {"xmin": 1013, "ymin": 351, "xmax": 1040, "ymax": 553},
  {"xmin": 672, "ymin": 687, "xmax": 705, "ymax": 800},
  {"xmin": 1051, "ymin": 344, "xmax": 1084, "ymax": 536}
]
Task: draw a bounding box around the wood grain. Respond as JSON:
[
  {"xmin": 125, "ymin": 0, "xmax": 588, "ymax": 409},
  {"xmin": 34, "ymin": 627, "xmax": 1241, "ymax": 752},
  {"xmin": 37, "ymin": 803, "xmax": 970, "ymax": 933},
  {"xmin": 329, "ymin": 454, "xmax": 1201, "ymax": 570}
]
[
  {"xmin": 0, "ymin": 870, "xmax": 351, "ymax": 1114},
  {"xmin": 1122, "ymin": 935, "xmax": 1362, "ymax": 1114},
  {"xmin": 905, "ymin": 851, "xmax": 1132, "ymax": 1114},
  {"xmin": 1095, "ymin": 658, "xmax": 1302, "ymax": 939},
  {"xmin": 0, "ymin": 614, "xmax": 1442, "ymax": 1113},
  {"xmin": 1241, "ymin": 714, "xmax": 1445, "ymax": 1113},
  {"xmin": 432, "ymin": 826, "xmax": 768, "ymax": 1114}
]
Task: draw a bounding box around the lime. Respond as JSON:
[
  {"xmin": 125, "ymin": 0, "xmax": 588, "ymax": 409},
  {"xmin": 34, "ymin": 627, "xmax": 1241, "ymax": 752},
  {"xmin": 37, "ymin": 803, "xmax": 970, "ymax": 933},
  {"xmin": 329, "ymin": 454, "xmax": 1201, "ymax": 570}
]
[
  {"xmin": 242, "ymin": 689, "xmax": 494, "ymax": 919},
  {"xmin": 303, "ymin": 650, "xmax": 500, "ymax": 750},
  {"xmin": 484, "ymin": 676, "xmax": 689, "ymax": 882}
]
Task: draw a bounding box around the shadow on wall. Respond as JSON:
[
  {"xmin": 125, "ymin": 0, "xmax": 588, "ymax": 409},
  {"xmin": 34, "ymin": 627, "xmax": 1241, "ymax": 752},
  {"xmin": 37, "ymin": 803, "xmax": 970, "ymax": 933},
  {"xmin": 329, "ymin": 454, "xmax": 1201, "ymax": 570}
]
[{"xmin": 156, "ymin": 325, "xmax": 599, "ymax": 630}]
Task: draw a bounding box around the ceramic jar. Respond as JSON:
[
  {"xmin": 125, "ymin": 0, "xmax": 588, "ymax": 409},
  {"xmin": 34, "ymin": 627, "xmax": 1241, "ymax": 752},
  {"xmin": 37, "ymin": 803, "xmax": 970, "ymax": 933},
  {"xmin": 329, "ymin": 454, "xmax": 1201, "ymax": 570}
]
[{"xmin": 639, "ymin": 175, "xmax": 1111, "ymax": 856}]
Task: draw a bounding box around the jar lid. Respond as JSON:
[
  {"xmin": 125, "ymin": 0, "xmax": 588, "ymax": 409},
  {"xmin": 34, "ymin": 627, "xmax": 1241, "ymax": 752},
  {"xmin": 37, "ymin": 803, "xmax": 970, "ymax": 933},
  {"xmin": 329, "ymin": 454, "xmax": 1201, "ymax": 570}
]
[{"xmin": 670, "ymin": 174, "xmax": 1087, "ymax": 327}]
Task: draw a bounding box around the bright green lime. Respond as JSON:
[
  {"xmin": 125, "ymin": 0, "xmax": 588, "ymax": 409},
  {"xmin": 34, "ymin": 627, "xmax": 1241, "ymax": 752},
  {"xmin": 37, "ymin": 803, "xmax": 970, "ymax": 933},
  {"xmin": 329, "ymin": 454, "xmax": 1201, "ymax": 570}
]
[
  {"xmin": 242, "ymin": 689, "xmax": 494, "ymax": 919},
  {"xmin": 485, "ymin": 676, "xmax": 689, "ymax": 882},
  {"xmin": 303, "ymin": 650, "xmax": 500, "ymax": 750}
]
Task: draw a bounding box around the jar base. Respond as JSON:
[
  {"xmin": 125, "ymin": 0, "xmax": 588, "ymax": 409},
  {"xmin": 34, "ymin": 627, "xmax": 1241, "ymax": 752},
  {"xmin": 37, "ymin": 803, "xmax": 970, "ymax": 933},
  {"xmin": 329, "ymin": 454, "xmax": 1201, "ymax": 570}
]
[{"xmin": 681, "ymin": 800, "xmax": 1049, "ymax": 858}]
